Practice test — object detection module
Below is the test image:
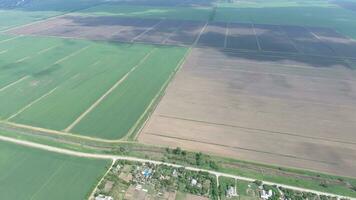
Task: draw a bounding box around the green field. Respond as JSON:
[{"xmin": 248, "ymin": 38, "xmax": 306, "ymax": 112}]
[
  {"xmin": 0, "ymin": 140, "xmax": 110, "ymax": 200},
  {"xmin": 18, "ymin": 0, "xmax": 103, "ymax": 12},
  {"xmin": 0, "ymin": 0, "xmax": 107, "ymax": 31},
  {"xmin": 79, "ymin": 4, "xmax": 212, "ymax": 21},
  {"xmin": 0, "ymin": 9, "xmax": 61, "ymax": 31},
  {"xmin": 71, "ymin": 46, "xmax": 186, "ymax": 139},
  {"xmin": 214, "ymin": 0, "xmax": 356, "ymax": 39},
  {"xmin": 0, "ymin": 35, "xmax": 187, "ymax": 140}
]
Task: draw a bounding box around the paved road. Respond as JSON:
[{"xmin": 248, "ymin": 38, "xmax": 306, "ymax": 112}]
[{"xmin": 0, "ymin": 135, "xmax": 354, "ymax": 200}]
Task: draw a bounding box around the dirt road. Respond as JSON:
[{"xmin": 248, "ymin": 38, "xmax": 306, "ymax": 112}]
[{"xmin": 0, "ymin": 135, "xmax": 354, "ymax": 200}]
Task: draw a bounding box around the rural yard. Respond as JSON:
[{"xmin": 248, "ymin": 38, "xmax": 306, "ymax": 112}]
[{"xmin": 1, "ymin": 0, "xmax": 356, "ymax": 199}]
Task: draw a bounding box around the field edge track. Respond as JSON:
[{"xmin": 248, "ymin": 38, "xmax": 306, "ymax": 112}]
[
  {"xmin": 126, "ymin": 47, "xmax": 193, "ymax": 141},
  {"xmin": 63, "ymin": 49, "xmax": 157, "ymax": 133}
]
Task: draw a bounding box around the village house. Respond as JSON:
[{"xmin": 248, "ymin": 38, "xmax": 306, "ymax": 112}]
[
  {"xmin": 95, "ymin": 194, "xmax": 113, "ymax": 200},
  {"xmin": 226, "ymin": 186, "xmax": 238, "ymax": 198},
  {"xmin": 261, "ymin": 189, "xmax": 273, "ymax": 200}
]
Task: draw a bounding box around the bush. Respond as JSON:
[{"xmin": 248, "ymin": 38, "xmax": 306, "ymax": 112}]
[
  {"xmin": 254, "ymin": 180, "xmax": 263, "ymax": 186},
  {"xmin": 195, "ymin": 152, "xmax": 203, "ymax": 166},
  {"xmin": 209, "ymin": 161, "xmax": 219, "ymax": 170},
  {"xmin": 320, "ymin": 182, "xmax": 328, "ymax": 188},
  {"xmin": 173, "ymin": 147, "xmax": 182, "ymax": 155}
]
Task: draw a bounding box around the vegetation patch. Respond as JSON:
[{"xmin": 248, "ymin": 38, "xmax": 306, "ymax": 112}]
[
  {"xmin": 213, "ymin": 0, "xmax": 356, "ymax": 39},
  {"xmin": 0, "ymin": 140, "xmax": 110, "ymax": 200},
  {"xmin": 0, "ymin": 34, "xmax": 187, "ymax": 140},
  {"xmin": 79, "ymin": 4, "xmax": 213, "ymax": 21}
]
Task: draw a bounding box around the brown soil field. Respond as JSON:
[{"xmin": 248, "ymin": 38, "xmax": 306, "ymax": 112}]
[
  {"xmin": 139, "ymin": 47, "xmax": 356, "ymax": 177},
  {"xmin": 8, "ymin": 16, "xmax": 356, "ymax": 58},
  {"xmin": 196, "ymin": 22, "xmax": 356, "ymax": 58},
  {"xmin": 7, "ymin": 15, "xmax": 205, "ymax": 46}
]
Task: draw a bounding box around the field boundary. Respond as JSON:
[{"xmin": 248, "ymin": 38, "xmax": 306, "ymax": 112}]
[
  {"xmin": 157, "ymin": 114, "xmax": 356, "ymax": 145},
  {"xmin": 144, "ymin": 131, "xmax": 339, "ymax": 165},
  {"xmin": 0, "ymin": 121, "xmax": 130, "ymax": 143},
  {"xmin": 28, "ymin": 163, "xmax": 66, "ymax": 200},
  {"xmin": 223, "ymin": 22, "xmax": 229, "ymax": 48},
  {"xmin": 218, "ymin": 88, "xmax": 356, "ymax": 110},
  {"xmin": 305, "ymin": 27, "xmax": 340, "ymax": 54},
  {"xmin": 64, "ymin": 48, "xmax": 156, "ymax": 133},
  {"xmin": 189, "ymin": 53, "xmax": 350, "ymax": 70},
  {"xmin": 198, "ymin": 45, "xmax": 356, "ymax": 61},
  {"xmin": 0, "ymin": 35, "xmax": 22, "ymax": 44},
  {"xmin": 88, "ymin": 160, "xmax": 115, "ymax": 200},
  {"xmin": 7, "ymin": 32, "xmax": 190, "ymax": 48},
  {"xmin": 277, "ymin": 25, "xmax": 302, "ymax": 54},
  {"xmin": 191, "ymin": 64, "xmax": 356, "ymax": 83},
  {"xmin": 37, "ymin": 44, "xmax": 62, "ymax": 55},
  {"xmin": 251, "ymin": 23, "xmax": 262, "ymax": 51},
  {"xmin": 0, "ymin": 76, "xmax": 29, "ymax": 92},
  {"xmin": 15, "ymin": 56, "xmax": 30, "ymax": 63},
  {"xmin": 54, "ymin": 45, "xmax": 91, "ymax": 65},
  {"xmin": 128, "ymin": 47, "xmax": 192, "ymax": 141},
  {"xmin": 7, "ymin": 87, "xmax": 58, "ymax": 121},
  {"xmin": 161, "ymin": 22, "xmax": 185, "ymax": 44},
  {"xmin": 3, "ymin": 43, "xmax": 63, "ymax": 69},
  {"xmin": 131, "ymin": 19, "xmax": 165, "ymax": 42},
  {"xmin": 193, "ymin": 21, "xmax": 209, "ymax": 46}
]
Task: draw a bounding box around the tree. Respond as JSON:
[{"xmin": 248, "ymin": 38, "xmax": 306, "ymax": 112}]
[
  {"xmin": 253, "ymin": 180, "xmax": 263, "ymax": 186},
  {"xmin": 173, "ymin": 147, "xmax": 182, "ymax": 155},
  {"xmin": 181, "ymin": 150, "xmax": 187, "ymax": 156},
  {"xmin": 195, "ymin": 152, "xmax": 203, "ymax": 166},
  {"xmin": 209, "ymin": 161, "xmax": 219, "ymax": 170}
]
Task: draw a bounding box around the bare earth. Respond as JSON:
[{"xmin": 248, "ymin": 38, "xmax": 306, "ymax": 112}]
[
  {"xmin": 139, "ymin": 46, "xmax": 356, "ymax": 177},
  {"xmin": 7, "ymin": 15, "xmax": 205, "ymax": 46},
  {"xmin": 9, "ymin": 16, "xmax": 356, "ymax": 58}
]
